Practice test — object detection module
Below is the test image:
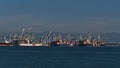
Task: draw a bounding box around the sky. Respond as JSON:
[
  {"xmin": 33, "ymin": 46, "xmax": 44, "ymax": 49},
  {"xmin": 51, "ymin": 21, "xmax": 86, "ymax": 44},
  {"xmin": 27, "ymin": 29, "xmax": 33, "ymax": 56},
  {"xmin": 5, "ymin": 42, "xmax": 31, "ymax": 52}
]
[{"xmin": 0, "ymin": 0, "xmax": 120, "ymax": 33}]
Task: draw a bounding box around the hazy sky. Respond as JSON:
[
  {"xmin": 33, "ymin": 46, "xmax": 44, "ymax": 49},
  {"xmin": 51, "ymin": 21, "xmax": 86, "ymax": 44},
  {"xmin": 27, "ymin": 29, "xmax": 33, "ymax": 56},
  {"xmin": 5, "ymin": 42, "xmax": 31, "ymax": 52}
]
[{"xmin": 0, "ymin": 0, "xmax": 120, "ymax": 33}]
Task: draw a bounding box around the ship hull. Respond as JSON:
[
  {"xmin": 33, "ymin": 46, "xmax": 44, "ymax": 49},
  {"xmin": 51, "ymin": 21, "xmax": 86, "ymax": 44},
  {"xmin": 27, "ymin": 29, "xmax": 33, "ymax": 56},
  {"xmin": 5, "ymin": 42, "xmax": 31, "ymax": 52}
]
[
  {"xmin": 0, "ymin": 43, "xmax": 11, "ymax": 46},
  {"xmin": 19, "ymin": 43, "xmax": 43, "ymax": 46}
]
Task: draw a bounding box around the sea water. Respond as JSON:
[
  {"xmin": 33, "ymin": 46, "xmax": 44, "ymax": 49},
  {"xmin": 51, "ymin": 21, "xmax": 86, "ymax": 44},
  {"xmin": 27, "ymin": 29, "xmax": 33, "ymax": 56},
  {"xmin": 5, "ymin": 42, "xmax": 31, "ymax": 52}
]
[{"xmin": 0, "ymin": 46, "xmax": 119, "ymax": 68}]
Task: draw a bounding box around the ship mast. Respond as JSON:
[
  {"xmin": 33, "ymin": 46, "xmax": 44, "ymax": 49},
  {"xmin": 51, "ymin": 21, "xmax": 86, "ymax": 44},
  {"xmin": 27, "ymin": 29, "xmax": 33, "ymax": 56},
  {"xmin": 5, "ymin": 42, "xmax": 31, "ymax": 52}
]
[
  {"xmin": 20, "ymin": 28, "xmax": 25, "ymax": 39},
  {"xmin": 79, "ymin": 34, "xmax": 83, "ymax": 40},
  {"xmin": 97, "ymin": 34, "xmax": 101, "ymax": 42},
  {"xmin": 88, "ymin": 33, "xmax": 92, "ymax": 41}
]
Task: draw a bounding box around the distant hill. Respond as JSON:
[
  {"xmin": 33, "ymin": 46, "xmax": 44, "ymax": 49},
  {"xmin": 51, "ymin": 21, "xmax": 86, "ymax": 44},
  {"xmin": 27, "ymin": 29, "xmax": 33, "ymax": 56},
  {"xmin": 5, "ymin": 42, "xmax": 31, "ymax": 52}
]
[{"xmin": 0, "ymin": 32, "xmax": 120, "ymax": 43}]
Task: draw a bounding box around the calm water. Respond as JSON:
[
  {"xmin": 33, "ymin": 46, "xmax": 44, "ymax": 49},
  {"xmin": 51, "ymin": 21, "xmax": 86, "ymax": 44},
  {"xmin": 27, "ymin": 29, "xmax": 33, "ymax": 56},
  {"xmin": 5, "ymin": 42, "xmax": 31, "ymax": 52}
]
[{"xmin": 0, "ymin": 46, "xmax": 119, "ymax": 68}]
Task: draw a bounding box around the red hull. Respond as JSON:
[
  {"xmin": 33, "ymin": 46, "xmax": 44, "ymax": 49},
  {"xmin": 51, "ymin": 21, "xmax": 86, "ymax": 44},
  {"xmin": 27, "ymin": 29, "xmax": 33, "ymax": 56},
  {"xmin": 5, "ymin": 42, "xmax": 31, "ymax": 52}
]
[{"xmin": 0, "ymin": 43, "xmax": 11, "ymax": 46}]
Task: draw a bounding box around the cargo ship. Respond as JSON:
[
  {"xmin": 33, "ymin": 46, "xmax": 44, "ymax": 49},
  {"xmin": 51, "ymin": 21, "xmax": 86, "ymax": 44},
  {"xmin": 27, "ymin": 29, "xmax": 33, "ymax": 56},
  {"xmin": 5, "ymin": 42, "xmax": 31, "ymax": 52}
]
[
  {"xmin": 78, "ymin": 39, "xmax": 105, "ymax": 47},
  {"xmin": 0, "ymin": 39, "xmax": 12, "ymax": 46},
  {"xmin": 17, "ymin": 39, "xmax": 46, "ymax": 46},
  {"xmin": 11, "ymin": 28, "xmax": 48, "ymax": 46},
  {"xmin": 0, "ymin": 43, "xmax": 11, "ymax": 46},
  {"xmin": 78, "ymin": 34, "xmax": 105, "ymax": 46},
  {"xmin": 50, "ymin": 34, "xmax": 105, "ymax": 47},
  {"xmin": 50, "ymin": 39, "xmax": 79, "ymax": 47}
]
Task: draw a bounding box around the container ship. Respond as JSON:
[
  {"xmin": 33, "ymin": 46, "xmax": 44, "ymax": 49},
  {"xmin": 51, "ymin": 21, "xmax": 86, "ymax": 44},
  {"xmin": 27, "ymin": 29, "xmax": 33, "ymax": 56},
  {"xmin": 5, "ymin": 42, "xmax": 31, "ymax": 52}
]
[
  {"xmin": 50, "ymin": 34, "xmax": 105, "ymax": 47},
  {"xmin": 78, "ymin": 39, "xmax": 105, "ymax": 47},
  {"xmin": 50, "ymin": 39, "xmax": 79, "ymax": 47}
]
